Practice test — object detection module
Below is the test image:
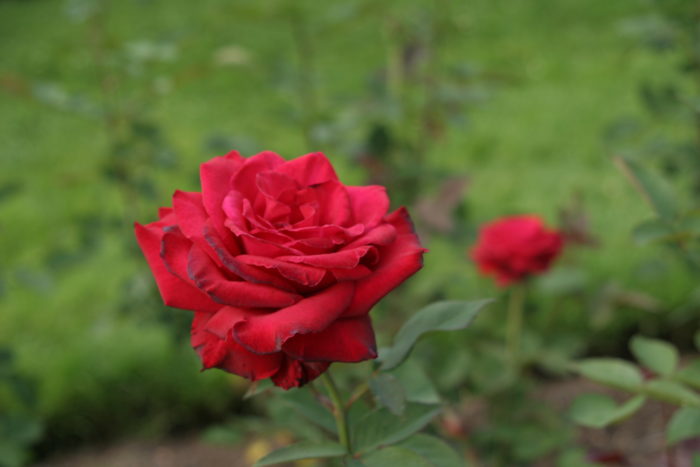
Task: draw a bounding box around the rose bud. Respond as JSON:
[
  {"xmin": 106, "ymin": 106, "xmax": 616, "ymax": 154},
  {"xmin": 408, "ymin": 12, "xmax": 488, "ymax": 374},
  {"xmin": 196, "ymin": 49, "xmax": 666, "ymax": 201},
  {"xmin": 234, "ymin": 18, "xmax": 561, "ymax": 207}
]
[
  {"xmin": 135, "ymin": 151, "xmax": 426, "ymax": 389},
  {"xmin": 470, "ymin": 215, "xmax": 563, "ymax": 287}
]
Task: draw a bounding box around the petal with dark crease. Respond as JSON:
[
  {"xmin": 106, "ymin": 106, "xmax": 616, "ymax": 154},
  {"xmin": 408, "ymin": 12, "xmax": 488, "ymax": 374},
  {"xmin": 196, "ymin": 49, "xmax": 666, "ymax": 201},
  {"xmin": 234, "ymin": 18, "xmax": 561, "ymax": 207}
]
[
  {"xmin": 283, "ymin": 316, "xmax": 377, "ymax": 363},
  {"xmin": 187, "ymin": 245, "xmax": 301, "ymax": 308},
  {"xmin": 343, "ymin": 207, "xmax": 426, "ymax": 317},
  {"xmin": 233, "ymin": 282, "xmax": 354, "ymax": 354},
  {"xmin": 135, "ymin": 222, "xmax": 219, "ymax": 313}
]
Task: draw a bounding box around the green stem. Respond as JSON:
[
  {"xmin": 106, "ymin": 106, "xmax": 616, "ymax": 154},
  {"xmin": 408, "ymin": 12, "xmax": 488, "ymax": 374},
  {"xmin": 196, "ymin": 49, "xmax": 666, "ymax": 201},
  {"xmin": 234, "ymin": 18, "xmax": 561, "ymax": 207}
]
[
  {"xmin": 320, "ymin": 371, "xmax": 352, "ymax": 453},
  {"xmin": 506, "ymin": 284, "xmax": 526, "ymax": 369}
]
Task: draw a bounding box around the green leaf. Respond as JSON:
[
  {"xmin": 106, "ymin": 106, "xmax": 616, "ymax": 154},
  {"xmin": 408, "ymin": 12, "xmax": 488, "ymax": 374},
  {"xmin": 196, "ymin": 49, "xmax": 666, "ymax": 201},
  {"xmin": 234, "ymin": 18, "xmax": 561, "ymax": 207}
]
[
  {"xmin": 678, "ymin": 212, "xmax": 700, "ymax": 239},
  {"xmin": 390, "ymin": 361, "xmax": 441, "ymax": 405},
  {"xmin": 630, "ymin": 336, "xmax": 678, "ymax": 377},
  {"xmin": 645, "ymin": 380, "xmax": 700, "ymax": 407},
  {"xmin": 361, "ymin": 446, "xmax": 433, "ymax": 467},
  {"xmin": 632, "ymin": 219, "xmax": 675, "ymax": 245},
  {"xmin": 667, "ymin": 407, "xmax": 700, "ymax": 445},
  {"xmin": 397, "ymin": 434, "xmax": 463, "ymax": 467},
  {"xmin": 574, "ymin": 359, "xmax": 643, "ymax": 391},
  {"xmin": 695, "ymin": 330, "xmax": 700, "ymax": 352},
  {"xmin": 615, "ymin": 156, "xmax": 678, "ymax": 220},
  {"xmin": 380, "ymin": 299, "xmax": 493, "ymax": 371},
  {"xmin": 352, "ymin": 404, "xmax": 442, "ymax": 454},
  {"xmin": 677, "ymin": 361, "xmax": 700, "ymax": 390},
  {"xmin": 253, "ymin": 441, "xmax": 346, "ymax": 466},
  {"xmin": 369, "ymin": 374, "xmax": 406, "ymax": 416},
  {"xmin": 569, "ymin": 393, "xmax": 645, "ymax": 428},
  {"xmin": 278, "ymin": 389, "xmax": 337, "ymax": 433}
]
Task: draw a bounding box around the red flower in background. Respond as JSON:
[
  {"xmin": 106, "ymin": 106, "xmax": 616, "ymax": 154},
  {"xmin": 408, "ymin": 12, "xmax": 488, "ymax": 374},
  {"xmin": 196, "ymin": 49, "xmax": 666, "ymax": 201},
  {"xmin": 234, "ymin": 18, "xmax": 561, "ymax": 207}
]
[
  {"xmin": 471, "ymin": 215, "xmax": 563, "ymax": 287},
  {"xmin": 135, "ymin": 151, "xmax": 425, "ymax": 389}
]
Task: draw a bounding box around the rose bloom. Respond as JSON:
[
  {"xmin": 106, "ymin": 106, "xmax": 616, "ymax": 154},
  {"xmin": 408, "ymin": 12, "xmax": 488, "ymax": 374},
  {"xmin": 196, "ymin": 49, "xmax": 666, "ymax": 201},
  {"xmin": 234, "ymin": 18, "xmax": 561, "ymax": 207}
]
[
  {"xmin": 470, "ymin": 215, "xmax": 563, "ymax": 287},
  {"xmin": 135, "ymin": 151, "xmax": 425, "ymax": 389}
]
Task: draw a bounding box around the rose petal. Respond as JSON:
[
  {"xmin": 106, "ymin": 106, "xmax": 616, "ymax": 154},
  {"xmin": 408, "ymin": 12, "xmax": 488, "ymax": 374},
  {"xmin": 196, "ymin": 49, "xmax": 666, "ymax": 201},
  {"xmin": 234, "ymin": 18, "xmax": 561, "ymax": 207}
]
[
  {"xmin": 135, "ymin": 222, "xmax": 220, "ymax": 313},
  {"xmin": 172, "ymin": 191, "xmax": 206, "ymax": 240},
  {"xmin": 203, "ymin": 228, "xmax": 298, "ymax": 291},
  {"xmin": 233, "ymin": 281, "xmax": 355, "ymax": 354},
  {"xmin": 222, "ymin": 191, "xmax": 249, "ymax": 235},
  {"xmin": 220, "ymin": 339, "xmax": 283, "ymax": 381},
  {"xmin": 346, "ymin": 185, "xmax": 390, "ymax": 228},
  {"xmin": 232, "ymin": 151, "xmax": 285, "ymax": 201},
  {"xmin": 236, "ymin": 255, "xmax": 326, "ymax": 287},
  {"xmin": 200, "ymin": 151, "xmax": 243, "ymax": 240},
  {"xmin": 276, "ymin": 152, "xmax": 338, "ymax": 187},
  {"xmin": 256, "ymin": 170, "xmax": 298, "ymax": 204},
  {"xmin": 191, "ymin": 311, "xmax": 282, "ymax": 379},
  {"xmin": 270, "ymin": 358, "xmax": 329, "ymax": 389},
  {"xmin": 158, "ymin": 207, "xmax": 174, "ymax": 220},
  {"xmin": 187, "ymin": 245, "xmax": 302, "ymax": 308},
  {"xmin": 277, "ymin": 246, "xmax": 375, "ymax": 269},
  {"xmin": 344, "ymin": 207, "xmax": 426, "ymax": 317},
  {"xmin": 202, "ymin": 306, "xmax": 249, "ymax": 338},
  {"xmin": 280, "ymin": 223, "xmax": 364, "ymax": 246},
  {"xmin": 172, "ymin": 190, "xmax": 230, "ymax": 264},
  {"xmin": 240, "ymin": 232, "xmax": 303, "ymax": 257},
  {"xmin": 330, "ymin": 265, "xmax": 373, "ymax": 281},
  {"xmin": 160, "ymin": 226, "xmax": 193, "ymax": 279},
  {"xmin": 283, "ymin": 316, "xmax": 377, "ymax": 362},
  {"xmin": 313, "ymin": 181, "xmax": 351, "ymax": 226},
  {"xmin": 344, "ymin": 223, "xmax": 397, "ymax": 249}
]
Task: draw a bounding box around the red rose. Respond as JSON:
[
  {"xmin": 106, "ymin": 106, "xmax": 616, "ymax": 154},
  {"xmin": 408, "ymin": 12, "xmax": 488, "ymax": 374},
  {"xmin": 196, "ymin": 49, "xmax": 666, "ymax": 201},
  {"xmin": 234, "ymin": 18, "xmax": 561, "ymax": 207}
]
[
  {"xmin": 135, "ymin": 151, "xmax": 425, "ymax": 389},
  {"xmin": 470, "ymin": 215, "xmax": 563, "ymax": 287}
]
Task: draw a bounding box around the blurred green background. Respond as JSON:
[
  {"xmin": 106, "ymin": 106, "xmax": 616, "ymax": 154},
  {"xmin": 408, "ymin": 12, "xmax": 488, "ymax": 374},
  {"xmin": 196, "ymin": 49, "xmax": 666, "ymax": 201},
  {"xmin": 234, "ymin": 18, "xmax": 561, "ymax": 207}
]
[{"xmin": 1, "ymin": 0, "xmax": 699, "ymax": 465}]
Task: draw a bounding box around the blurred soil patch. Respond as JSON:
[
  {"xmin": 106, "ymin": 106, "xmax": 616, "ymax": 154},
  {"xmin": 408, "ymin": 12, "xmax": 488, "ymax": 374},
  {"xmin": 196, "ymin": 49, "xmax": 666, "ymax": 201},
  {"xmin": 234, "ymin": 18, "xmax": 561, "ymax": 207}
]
[{"xmin": 33, "ymin": 436, "xmax": 251, "ymax": 467}]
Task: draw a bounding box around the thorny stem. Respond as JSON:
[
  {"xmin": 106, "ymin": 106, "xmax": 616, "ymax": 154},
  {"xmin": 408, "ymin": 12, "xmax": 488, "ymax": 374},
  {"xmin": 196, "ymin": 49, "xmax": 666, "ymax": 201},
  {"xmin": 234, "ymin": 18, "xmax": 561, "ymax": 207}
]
[{"xmin": 320, "ymin": 371, "xmax": 352, "ymax": 453}]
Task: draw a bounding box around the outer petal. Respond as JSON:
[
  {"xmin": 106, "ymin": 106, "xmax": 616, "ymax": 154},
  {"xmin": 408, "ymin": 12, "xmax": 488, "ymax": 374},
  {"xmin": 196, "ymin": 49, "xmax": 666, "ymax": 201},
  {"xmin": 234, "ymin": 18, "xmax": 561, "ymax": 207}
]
[
  {"xmin": 220, "ymin": 340, "xmax": 283, "ymax": 381},
  {"xmin": 276, "ymin": 152, "xmax": 338, "ymax": 187},
  {"xmin": 172, "ymin": 191, "xmax": 207, "ymax": 241},
  {"xmin": 187, "ymin": 245, "xmax": 302, "ymax": 308},
  {"xmin": 233, "ymin": 282, "xmax": 355, "ymax": 354},
  {"xmin": 158, "ymin": 207, "xmax": 174, "ymax": 220},
  {"xmin": 160, "ymin": 226, "xmax": 194, "ymax": 280},
  {"xmin": 282, "ymin": 316, "xmax": 377, "ymax": 362},
  {"xmin": 191, "ymin": 311, "xmax": 282, "ymax": 380},
  {"xmin": 172, "ymin": 190, "xmax": 229, "ymax": 263},
  {"xmin": 344, "ymin": 208, "xmax": 426, "ymax": 317},
  {"xmin": 270, "ymin": 359, "xmax": 329, "ymax": 390},
  {"xmin": 135, "ymin": 222, "xmax": 220, "ymax": 313}
]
